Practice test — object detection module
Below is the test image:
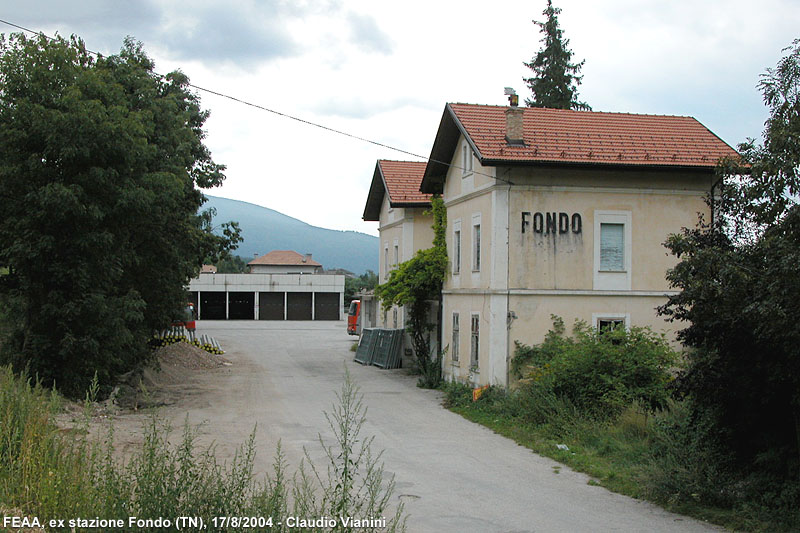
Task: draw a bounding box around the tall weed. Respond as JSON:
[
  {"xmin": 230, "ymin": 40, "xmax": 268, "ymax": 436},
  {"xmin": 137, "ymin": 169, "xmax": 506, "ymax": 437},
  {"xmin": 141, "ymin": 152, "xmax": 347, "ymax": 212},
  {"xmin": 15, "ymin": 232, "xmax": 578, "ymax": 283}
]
[
  {"xmin": 0, "ymin": 365, "xmax": 406, "ymax": 532},
  {"xmin": 306, "ymin": 374, "xmax": 406, "ymax": 532}
]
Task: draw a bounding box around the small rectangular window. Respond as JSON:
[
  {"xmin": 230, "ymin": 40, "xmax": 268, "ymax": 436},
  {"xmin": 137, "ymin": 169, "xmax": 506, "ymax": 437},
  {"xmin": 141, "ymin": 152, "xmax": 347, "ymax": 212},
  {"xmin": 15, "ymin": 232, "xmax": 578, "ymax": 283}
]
[
  {"xmin": 453, "ymin": 230, "xmax": 461, "ymax": 274},
  {"xmin": 452, "ymin": 312, "xmax": 460, "ymax": 362},
  {"xmin": 472, "ymin": 224, "xmax": 481, "ymax": 271},
  {"xmin": 597, "ymin": 317, "xmax": 625, "ymax": 345},
  {"xmin": 598, "ymin": 318, "xmax": 624, "ymax": 332},
  {"xmin": 393, "ymin": 244, "xmax": 399, "ymax": 267},
  {"xmin": 392, "ymin": 308, "xmax": 398, "ymax": 329},
  {"xmin": 462, "ymin": 145, "xmax": 473, "ymax": 175},
  {"xmin": 383, "ymin": 246, "xmax": 389, "ymax": 280},
  {"xmin": 600, "ymin": 223, "xmax": 624, "ymax": 271},
  {"xmin": 470, "ymin": 314, "xmax": 479, "ymax": 368}
]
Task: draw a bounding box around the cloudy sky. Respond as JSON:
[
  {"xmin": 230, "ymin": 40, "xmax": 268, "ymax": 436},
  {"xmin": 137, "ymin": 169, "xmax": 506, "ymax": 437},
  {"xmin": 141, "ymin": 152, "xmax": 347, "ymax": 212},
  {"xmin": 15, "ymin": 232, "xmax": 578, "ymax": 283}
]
[{"xmin": 3, "ymin": 1, "xmax": 799, "ymax": 236}]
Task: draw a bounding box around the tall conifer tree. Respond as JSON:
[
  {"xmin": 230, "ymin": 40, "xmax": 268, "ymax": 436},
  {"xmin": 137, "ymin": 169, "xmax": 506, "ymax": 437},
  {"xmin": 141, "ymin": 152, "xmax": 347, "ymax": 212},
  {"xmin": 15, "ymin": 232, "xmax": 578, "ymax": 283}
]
[{"xmin": 523, "ymin": 0, "xmax": 590, "ymax": 110}]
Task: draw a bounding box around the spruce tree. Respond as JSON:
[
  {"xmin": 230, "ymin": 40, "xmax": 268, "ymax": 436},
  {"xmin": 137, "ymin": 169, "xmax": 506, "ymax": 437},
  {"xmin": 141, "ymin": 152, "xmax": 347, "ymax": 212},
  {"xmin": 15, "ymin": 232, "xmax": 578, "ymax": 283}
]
[{"xmin": 523, "ymin": 0, "xmax": 590, "ymax": 110}]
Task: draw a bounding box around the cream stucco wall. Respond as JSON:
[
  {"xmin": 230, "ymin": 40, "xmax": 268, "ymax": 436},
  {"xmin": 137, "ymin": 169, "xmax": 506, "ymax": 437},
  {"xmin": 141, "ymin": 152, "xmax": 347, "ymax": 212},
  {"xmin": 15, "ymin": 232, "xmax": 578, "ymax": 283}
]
[
  {"xmin": 507, "ymin": 293, "xmax": 679, "ymax": 351},
  {"xmin": 376, "ymin": 193, "xmax": 435, "ymax": 329},
  {"xmin": 439, "ymin": 150, "xmax": 713, "ymax": 387},
  {"xmin": 508, "ymin": 186, "xmax": 707, "ymax": 291}
]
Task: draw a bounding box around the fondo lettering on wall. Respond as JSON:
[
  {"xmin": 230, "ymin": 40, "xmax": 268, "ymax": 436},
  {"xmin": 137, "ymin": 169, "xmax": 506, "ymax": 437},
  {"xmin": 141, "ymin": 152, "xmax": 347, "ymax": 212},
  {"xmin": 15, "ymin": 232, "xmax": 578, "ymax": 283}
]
[{"xmin": 521, "ymin": 212, "xmax": 582, "ymax": 235}]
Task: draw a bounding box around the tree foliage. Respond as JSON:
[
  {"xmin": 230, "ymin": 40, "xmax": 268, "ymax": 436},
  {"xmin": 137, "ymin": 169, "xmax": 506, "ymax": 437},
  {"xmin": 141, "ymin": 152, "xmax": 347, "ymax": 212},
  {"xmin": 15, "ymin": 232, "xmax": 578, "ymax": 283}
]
[
  {"xmin": 344, "ymin": 270, "xmax": 378, "ymax": 305},
  {"xmin": 214, "ymin": 254, "xmax": 249, "ymax": 274},
  {"xmin": 659, "ymin": 40, "xmax": 800, "ymax": 508},
  {"xmin": 0, "ymin": 33, "xmax": 240, "ymax": 396},
  {"xmin": 375, "ymin": 197, "xmax": 447, "ymax": 387},
  {"xmin": 523, "ymin": 0, "xmax": 590, "ymax": 111}
]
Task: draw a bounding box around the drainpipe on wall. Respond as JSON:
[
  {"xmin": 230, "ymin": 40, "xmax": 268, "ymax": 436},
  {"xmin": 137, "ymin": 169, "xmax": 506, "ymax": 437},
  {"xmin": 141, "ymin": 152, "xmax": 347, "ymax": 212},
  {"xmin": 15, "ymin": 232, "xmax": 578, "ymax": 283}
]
[
  {"xmin": 710, "ymin": 174, "xmax": 724, "ymax": 228},
  {"xmin": 505, "ymin": 172, "xmax": 513, "ymax": 389}
]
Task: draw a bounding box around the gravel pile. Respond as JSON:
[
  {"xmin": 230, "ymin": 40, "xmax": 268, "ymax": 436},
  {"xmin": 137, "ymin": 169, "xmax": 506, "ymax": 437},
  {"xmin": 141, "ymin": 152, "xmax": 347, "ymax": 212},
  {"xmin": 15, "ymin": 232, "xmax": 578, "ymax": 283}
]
[{"xmin": 113, "ymin": 341, "xmax": 231, "ymax": 409}]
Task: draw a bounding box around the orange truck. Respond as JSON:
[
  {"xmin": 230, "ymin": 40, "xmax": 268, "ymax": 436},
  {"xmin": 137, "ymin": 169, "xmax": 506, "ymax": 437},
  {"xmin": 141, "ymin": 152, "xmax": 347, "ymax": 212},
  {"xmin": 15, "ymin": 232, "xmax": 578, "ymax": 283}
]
[{"xmin": 347, "ymin": 300, "xmax": 361, "ymax": 336}]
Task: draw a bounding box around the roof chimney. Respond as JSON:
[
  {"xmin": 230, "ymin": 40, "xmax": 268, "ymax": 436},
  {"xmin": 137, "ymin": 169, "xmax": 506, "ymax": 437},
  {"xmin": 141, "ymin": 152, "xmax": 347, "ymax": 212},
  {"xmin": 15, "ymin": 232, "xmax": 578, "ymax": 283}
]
[
  {"xmin": 303, "ymin": 253, "xmax": 312, "ymax": 263},
  {"xmin": 504, "ymin": 86, "xmax": 519, "ymax": 107},
  {"xmin": 504, "ymin": 88, "xmax": 525, "ymax": 146}
]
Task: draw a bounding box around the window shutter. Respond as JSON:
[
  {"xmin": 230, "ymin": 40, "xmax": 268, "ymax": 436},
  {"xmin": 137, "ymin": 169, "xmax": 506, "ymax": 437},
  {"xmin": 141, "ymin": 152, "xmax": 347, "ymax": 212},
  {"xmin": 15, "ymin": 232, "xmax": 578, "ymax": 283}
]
[{"xmin": 600, "ymin": 223, "xmax": 624, "ymax": 271}]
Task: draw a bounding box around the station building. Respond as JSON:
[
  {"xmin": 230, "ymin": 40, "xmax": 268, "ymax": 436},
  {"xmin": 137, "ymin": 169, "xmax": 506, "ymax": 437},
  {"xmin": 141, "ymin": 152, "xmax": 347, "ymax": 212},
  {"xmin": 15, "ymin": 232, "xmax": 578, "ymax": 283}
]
[
  {"xmin": 362, "ymin": 160, "xmax": 434, "ymax": 330},
  {"xmin": 364, "ymin": 101, "xmax": 739, "ymax": 387}
]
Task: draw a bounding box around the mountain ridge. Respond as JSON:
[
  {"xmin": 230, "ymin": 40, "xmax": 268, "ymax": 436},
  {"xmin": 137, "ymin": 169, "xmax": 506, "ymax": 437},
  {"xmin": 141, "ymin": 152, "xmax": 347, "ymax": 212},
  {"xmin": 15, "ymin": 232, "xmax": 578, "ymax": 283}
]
[{"xmin": 203, "ymin": 195, "xmax": 378, "ymax": 275}]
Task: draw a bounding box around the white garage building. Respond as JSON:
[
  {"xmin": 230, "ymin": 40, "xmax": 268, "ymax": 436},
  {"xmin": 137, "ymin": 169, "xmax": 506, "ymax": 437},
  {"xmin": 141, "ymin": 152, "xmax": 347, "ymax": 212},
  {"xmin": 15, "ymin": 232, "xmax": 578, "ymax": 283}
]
[{"xmin": 188, "ymin": 273, "xmax": 344, "ymax": 321}]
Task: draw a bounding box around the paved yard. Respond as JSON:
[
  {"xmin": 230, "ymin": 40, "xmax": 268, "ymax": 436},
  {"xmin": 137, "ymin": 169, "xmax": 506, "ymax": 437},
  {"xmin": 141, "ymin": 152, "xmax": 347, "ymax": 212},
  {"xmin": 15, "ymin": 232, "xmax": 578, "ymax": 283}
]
[{"xmin": 127, "ymin": 320, "xmax": 720, "ymax": 533}]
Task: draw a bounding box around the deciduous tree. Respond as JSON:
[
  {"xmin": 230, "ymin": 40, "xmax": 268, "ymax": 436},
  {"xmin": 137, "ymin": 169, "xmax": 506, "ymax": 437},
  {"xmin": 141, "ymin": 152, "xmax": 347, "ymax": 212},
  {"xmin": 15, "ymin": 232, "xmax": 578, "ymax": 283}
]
[
  {"xmin": 0, "ymin": 33, "xmax": 240, "ymax": 396},
  {"xmin": 659, "ymin": 40, "xmax": 800, "ymax": 506}
]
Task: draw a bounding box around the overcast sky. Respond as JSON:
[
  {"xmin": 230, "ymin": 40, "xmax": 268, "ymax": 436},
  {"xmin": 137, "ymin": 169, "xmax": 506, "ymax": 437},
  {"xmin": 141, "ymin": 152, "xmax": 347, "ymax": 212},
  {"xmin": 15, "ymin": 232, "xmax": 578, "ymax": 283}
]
[{"xmin": 3, "ymin": 1, "xmax": 799, "ymax": 236}]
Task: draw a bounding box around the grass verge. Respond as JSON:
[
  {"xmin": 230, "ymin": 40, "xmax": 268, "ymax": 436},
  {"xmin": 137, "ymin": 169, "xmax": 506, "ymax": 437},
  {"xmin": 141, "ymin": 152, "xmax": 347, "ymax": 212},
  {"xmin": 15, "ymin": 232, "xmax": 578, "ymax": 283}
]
[{"xmin": 441, "ymin": 382, "xmax": 788, "ymax": 532}]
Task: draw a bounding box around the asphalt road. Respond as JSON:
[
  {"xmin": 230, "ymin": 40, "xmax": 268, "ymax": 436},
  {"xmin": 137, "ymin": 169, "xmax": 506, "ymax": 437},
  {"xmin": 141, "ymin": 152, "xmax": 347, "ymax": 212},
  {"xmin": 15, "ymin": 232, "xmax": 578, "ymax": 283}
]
[{"xmin": 165, "ymin": 320, "xmax": 721, "ymax": 533}]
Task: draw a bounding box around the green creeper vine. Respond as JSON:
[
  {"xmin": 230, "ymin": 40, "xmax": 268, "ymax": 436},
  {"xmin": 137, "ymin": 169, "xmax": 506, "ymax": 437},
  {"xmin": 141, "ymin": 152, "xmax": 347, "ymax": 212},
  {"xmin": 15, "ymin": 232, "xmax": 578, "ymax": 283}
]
[{"xmin": 375, "ymin": 196, "xmax": 447, "ymax": 388}]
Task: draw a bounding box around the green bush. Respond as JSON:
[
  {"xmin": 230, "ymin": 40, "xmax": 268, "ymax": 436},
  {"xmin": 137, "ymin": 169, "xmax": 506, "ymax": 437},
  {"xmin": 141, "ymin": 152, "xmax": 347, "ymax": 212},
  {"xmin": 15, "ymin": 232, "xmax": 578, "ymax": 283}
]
[
  {"xmin": 512, "ymin": 316, "xmax": 677, "ymax": 418},
  {"xmin": 645, "ymin": 398, "xmax": 800, "ymax": 530},
  {"xmin": 440, "ymin": 380, "xmax": 583, "ymax": 440},
  {"xmin": 644, "ymin": 399, "xmax": 735, "ymax": 507}
]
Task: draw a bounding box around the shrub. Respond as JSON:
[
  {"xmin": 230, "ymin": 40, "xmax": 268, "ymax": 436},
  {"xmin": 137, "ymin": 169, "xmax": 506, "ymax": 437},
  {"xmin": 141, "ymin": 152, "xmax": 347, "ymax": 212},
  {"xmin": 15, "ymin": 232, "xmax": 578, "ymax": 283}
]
[
  {"xmin": 512, "ymin": 316, "xmax": 678, "ymax": 418},
  {"xmin": 645, "ymin": 397, "xmax": 800, "ymax": 530}
]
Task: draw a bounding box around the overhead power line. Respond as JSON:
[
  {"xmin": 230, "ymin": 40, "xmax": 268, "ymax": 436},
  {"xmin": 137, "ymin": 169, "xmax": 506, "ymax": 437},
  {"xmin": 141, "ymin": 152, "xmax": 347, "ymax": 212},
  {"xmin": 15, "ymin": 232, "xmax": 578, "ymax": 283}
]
[{"xmin": 0, "ymin": 18, "xmax": 511, "ymax": 185}]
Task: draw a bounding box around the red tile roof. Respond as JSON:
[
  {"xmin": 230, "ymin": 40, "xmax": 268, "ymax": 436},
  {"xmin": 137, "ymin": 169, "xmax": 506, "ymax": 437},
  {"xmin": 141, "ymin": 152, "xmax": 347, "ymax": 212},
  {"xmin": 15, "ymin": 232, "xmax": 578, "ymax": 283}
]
[
  {"xmin": 449, "ymin": 103, "xmax": 738, "ymax": 167},
  {"xmin": 248, "ymin": 250, "xmax": 321, "ymax": 266},
  {"xmin": 378, "ymin": 160, "xmax": 431, "ymax": 204}
]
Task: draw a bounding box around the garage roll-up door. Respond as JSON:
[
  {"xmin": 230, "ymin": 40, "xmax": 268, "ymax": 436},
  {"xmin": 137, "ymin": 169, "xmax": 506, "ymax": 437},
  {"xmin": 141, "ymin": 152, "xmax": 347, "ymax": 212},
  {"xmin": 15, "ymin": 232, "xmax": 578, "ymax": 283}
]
[
  {"xmin": 287, "ymin": 292, "xmax": 312, "ymax": 320},
  {"xmin": 200, "ymin": 292, "xmax": 226, "ymax": 320},
  {"xmin": 259, "ymin": 292, "xmax": 284, "ymax": 320},
  {"xmin": 228, "ymin": 292, "xmax": 254, "ymax": 320},
  {"xmin": 314, "ymin": 292, "xmax": 339, "ymax": 320}
]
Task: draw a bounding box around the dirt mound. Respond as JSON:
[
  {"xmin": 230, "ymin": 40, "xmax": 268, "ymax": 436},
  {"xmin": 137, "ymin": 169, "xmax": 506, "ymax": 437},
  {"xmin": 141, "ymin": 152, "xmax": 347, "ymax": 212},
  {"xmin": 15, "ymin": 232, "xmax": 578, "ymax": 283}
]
[
  {"xmin": 157, "ymin": 341, "xmax": 231, "ymax": 371},
  {"xmin": 114, "ymin": 342, "xmax": 231, "ymax": 410}
]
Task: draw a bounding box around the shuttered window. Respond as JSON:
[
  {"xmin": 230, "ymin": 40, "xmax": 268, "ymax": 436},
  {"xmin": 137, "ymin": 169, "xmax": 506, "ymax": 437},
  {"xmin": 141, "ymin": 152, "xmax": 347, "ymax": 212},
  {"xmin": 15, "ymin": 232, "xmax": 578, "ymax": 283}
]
[
  {"xmin": 462, "ymin": 144, "xmax": 473, "ymax": 174},
  {"xmin": 454, "ymin": 230, "xmax": 461, "ymax": 274},
  {"xmin": 452, "ymin": 313, "xmax": 459, "ymax": 362},
  {"xmin": 470, "ymin": 314, "xmax": 479, "ymax": 367},
  {"xmin": 600, "ymin": 223, "xmax": 624, "ymax": 271},
  {"xmin": 473, "ymin": 223, "xmax": 481, "ymax": 271}
]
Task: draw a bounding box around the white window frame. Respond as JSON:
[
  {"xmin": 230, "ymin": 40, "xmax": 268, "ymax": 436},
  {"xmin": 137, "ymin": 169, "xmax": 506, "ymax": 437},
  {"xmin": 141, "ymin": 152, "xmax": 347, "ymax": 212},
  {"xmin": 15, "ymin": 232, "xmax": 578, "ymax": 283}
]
[
  {"xmin": 470, "ymin": 313, "xmax": 480, "ymax": 369},
  {"xmin": 393, "ymin": 239, "xmax": 399, "ymax": 267},
  {"xmin": 383, "ymin": 242, "xmax": 389, "ymax": 281},
  {"xmin": 593, "ymin": 210, "xmax": 632, "ymax": 290},
  {"xmin": 453, "ymin": 219, "xmax": 462, "ymax": 275},
  {"xmin": 452, "ymin": 312, "xmax": 460, "ymax": 362},
  {"xmin": 472, "ymin": 214, "xmax": 482, "ymax": 273},
  {"xmin": 592, "ymin": 312, "xmax": 630, "ymax": 332},
  {"xmin": 392, "ymin": 308, "xmax": 398, "ymax": 329},
  {"xmin": 462, "ymin": 142, "xmax": 474, "ymax": 176}
]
